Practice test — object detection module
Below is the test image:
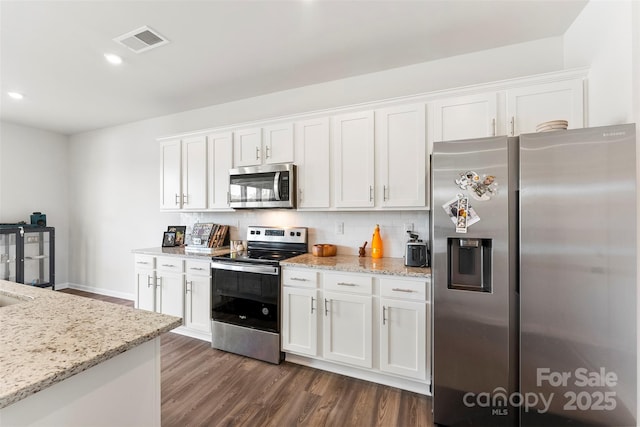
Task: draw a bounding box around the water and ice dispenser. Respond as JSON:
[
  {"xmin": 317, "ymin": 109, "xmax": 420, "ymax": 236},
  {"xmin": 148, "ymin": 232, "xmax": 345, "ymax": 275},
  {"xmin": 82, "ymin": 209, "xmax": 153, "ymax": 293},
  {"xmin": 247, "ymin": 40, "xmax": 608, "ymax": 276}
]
[{"xmin": 447, "ymin": 238, "xmax": 492, "ymax": 292}]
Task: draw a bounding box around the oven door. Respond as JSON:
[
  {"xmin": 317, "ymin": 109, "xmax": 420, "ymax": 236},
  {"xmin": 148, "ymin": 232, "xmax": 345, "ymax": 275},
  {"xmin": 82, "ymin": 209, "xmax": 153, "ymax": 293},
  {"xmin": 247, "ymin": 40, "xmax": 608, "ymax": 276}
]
[
  {"xmin": 229, "ymin": 164, "xmax": 296, "ymax": 209},
  {"xmin": 210, "ymin": 261, "xmax": 280, "ymax": 333}
]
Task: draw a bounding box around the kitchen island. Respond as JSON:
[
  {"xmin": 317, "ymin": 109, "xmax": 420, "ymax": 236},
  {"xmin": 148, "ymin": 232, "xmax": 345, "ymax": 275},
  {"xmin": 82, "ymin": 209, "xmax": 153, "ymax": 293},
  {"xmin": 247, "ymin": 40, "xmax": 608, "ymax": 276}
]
[{"xmin": 0, "ymin": 280, "xmax": 181, "ymax": 426}]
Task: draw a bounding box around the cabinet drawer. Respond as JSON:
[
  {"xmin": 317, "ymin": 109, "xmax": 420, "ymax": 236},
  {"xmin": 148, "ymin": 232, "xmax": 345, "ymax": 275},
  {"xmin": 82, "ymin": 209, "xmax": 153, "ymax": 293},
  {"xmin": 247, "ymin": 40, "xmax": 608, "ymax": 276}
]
[
  {"xmin": 379, "ymin": 277, "xmax": 429, "ymax": 301},
  {"xmin": 323, "ymin": 272, "xmax": 372, "ymax": 295},
  {"xmin": 282, "ymin": 268, "xmax": 318, "ymax": 288},
  {"xmin": 134, "ymin": 254, "xmax": 155, "ymax": 269},
  {"xmin": 156, "ymin": 257, "xmax": 184, "ymax": 273},
  {"xmin": 185, "ymin": 260, "xmax": 211, "ymax": 277}
]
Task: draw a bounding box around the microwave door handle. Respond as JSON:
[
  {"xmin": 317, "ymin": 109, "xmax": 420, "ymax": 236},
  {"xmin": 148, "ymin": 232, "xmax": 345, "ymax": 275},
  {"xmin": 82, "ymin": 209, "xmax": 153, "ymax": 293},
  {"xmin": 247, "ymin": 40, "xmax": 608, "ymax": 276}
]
[{"xmin": 273, "ymin": 172, "xmax": 281, "ymax": 201}]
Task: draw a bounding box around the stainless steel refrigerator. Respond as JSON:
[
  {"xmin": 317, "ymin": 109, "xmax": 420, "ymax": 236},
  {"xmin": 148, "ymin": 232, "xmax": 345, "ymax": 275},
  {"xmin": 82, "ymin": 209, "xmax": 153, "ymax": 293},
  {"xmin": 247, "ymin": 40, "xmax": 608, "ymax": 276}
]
[{"xmin": 432, "ymin": 124, "xmax": 637, "ymax": 426}]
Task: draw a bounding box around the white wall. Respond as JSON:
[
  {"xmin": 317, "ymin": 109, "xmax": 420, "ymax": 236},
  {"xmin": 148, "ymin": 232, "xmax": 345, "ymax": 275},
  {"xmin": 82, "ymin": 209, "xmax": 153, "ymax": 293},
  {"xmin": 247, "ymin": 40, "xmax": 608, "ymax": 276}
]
[
  {"xmin": 0, "ymin": 120, "xmax": 70, "ymax": 285},
  {"xmin": 68, "ymin": 36, "xmax": 566, "ymax": 298}
]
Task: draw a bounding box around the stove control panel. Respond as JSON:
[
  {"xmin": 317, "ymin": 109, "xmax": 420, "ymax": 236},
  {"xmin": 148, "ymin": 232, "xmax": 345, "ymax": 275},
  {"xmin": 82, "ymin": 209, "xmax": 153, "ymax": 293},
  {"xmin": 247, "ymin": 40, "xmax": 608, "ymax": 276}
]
[{"xmin": 247, "ymin": 226, "xmax": 307, "ymax": 244}]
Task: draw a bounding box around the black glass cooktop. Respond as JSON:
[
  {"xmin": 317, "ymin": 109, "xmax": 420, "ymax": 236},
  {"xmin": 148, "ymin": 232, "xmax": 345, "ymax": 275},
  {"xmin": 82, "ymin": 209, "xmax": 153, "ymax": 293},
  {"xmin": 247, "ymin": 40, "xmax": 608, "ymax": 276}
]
[{"xmin": 212, "ymin": 249, "xmax": 305, "ymax": 265}]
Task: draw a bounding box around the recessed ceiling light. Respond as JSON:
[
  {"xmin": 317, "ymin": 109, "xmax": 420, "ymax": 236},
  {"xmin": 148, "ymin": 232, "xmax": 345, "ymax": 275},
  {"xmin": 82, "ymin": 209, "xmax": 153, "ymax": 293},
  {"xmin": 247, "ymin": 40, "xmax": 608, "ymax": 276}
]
[
  {"xmin": 8, "ymin": 92, "xmax": 24, "ymax": 100},
  {"xmin": 104, "ymin": 53, "xmax": 123, "ymax": 65}
]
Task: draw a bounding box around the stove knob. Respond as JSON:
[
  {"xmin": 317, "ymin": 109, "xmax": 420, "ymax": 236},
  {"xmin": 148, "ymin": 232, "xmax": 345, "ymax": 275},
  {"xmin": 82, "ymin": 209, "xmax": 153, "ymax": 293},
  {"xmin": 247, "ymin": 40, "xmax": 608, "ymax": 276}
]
[
  {"xmin": 250, "ymin": 230, "xmax": 255, "ymax": 235},
  {"xmin": 256, "ymin": 231, "xmax": 261, "ymax": 235},
  {"xmin": 296, "ymin": 232, "xmax": 301, "ymax": 236},
  {"xmin": 290, "ymin": 231, "xmax": 295, "ymax": 236}
]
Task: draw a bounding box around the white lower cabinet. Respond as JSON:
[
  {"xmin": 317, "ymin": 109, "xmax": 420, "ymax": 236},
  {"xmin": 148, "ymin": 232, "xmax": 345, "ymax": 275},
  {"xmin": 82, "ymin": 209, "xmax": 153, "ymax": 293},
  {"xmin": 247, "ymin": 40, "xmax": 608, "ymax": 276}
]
[
  {"xmin": 379, "ymin": 297, "xmax": 427, "ymax": 380},
  {"xmin": 135, "ymin": 254, "xmax": 213, "ymax": 341},
  {"xmin": 282, "ymin": 266, "xmax": 431, "ymax": 394},
  {"xmin": 282, "ymin": 287, "xmax": 318, "ymax": 356},
  {"xmin": 134, "ymin": 255, "xmax": 156, "ymax": 312},
  {"xmin": 156, "ymin": 257, "xmax": 185, "ymax": 321},
  {"xmin": 184, "ymin": 260, "xmax": 212, "ymax": 334},
  {"xmin": 323, "ymin": 291, "xmax": 373, "ymax": 368}
]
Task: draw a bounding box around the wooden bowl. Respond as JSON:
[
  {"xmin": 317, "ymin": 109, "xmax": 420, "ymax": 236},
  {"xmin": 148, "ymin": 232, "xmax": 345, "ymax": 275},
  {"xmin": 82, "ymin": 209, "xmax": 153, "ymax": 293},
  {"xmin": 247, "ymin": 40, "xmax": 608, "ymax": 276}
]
[{"xmin": 312, "ymin": 244, "xmax": 337, "ymax": 257}]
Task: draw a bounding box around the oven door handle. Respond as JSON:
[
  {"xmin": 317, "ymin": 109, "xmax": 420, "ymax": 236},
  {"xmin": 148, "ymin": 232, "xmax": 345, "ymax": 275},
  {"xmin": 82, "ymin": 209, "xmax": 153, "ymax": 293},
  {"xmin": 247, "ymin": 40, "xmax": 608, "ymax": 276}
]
[{"xmin": 211, "ymin": 261, "xmax": 279, "ymax": 276}]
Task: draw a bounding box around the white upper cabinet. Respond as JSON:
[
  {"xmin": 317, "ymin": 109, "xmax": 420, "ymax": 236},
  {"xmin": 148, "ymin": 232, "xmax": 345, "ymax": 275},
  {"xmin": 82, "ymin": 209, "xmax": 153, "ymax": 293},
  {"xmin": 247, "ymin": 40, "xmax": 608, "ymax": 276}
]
[
  {"xmin": 233, "ymin": 127, "xmax": 262, "ymax": 167},
  {"xmin": 233, "ymin": 123, "xmax": 294, "ymax": 167},
  {"xmin": 159, "ymin": 139, "xmax": 182, "ymax": 210},
  {"xmin": 207, "ymin": 131, "xmax": 233, "ymax": 210},
  {"xmin": 375, "ymin": 104, "xmax": 427, "ymax": 208},
  {"xmin": 295, "ymin": 117, "xmax": 330, "ymax": 209},
  {"xmin": 506, "ymin": 79, "xmax": 584, "ymax": 136},
  {"xmin": 160, "ymin": 136, "xmax": 207, "ymax": 211},
  {"xmin": 431, "ymin": 92, "xmax": 499, "ymax": 142},
  {"xmin": 181, "ymin": 136, "xmax": 208, "ymax": 210},
  {"xmin": 263, "ymin": 123, "xmax": 295, "ymax": 164},
  {"xmin": 333, "ymin": 110, "xmax": 375, "ymax": 208}
]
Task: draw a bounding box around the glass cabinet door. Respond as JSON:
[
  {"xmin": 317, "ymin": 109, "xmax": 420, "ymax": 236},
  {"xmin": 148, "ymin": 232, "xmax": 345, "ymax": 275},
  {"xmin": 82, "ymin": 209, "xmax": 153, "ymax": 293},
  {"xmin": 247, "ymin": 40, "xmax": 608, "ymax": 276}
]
[
  {"xmin": 0, "ymin": 230, "xmax": 18, "ymax": 282},
  {"xmin": 23, "ymin": 229, "xmax": 53, "ymax": 287}
]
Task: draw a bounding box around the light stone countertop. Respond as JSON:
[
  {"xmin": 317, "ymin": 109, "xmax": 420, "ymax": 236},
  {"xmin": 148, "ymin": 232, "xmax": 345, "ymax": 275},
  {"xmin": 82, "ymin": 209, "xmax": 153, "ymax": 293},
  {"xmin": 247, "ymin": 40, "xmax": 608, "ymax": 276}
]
[
  {"xmin": 281, "ymin": 254, "xmax": 431, "ymax": 278},
  {"xmin": 0, "ymin": 280, "xmax": 182, "ymax": 409},
  {"xmin": 132, "ymin": 246, "xmax": 231, "ymax": 260}
]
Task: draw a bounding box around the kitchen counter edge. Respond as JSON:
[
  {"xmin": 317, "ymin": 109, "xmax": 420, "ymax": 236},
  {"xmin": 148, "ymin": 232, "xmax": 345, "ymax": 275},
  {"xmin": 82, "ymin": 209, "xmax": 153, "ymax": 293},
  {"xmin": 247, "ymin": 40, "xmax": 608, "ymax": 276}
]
[
  {"xmin": 281, "ymin": 254, "xmax": 431, "ymax": 278},
  {"xmin": 132, "ymin": 246, "xmax": 230, "ymax": 260}
]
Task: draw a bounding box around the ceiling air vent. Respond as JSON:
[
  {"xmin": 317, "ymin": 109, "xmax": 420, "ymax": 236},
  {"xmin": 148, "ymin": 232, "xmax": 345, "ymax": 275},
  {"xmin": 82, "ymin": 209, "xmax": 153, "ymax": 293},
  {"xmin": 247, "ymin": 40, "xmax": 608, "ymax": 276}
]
[{"xmin": 113, "ymin": 26, "xmax": 169, "ymax": 53}]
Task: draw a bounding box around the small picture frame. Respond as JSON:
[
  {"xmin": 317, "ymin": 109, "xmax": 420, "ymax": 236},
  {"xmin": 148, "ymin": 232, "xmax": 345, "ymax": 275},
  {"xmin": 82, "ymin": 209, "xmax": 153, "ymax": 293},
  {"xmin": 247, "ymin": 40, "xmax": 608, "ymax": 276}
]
[
  {"xmin": 162, "ymin": 231, "xmax": 176, "ymax": 247},
  {"xmin": 167, "ymin": 226, "xmax": 186, "ymax": 246}
]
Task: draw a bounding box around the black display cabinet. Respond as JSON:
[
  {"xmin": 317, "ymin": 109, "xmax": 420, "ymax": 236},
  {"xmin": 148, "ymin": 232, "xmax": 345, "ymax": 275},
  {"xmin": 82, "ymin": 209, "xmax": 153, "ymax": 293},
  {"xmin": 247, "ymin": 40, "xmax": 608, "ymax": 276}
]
[{"xmin": 0, "ymin": 225, "xmax": 55, "ymax": 289}]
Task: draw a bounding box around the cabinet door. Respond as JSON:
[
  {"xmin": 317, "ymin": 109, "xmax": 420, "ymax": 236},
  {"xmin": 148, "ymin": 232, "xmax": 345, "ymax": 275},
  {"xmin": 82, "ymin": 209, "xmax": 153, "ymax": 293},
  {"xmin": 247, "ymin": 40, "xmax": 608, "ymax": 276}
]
[
  {"xmin": 158, "ymin": 271, "xmax": 185, "ymax": 321},
  {"xmin": 431, "ymin": 93, "xmax": 498, "ymax": 142},
  {"xmin": 379, "ymin": 298, "xmax": 427, "ymax": 380},
  {"xmin": 507, "ymin": 79, "xmax": 584, "ymax": 136},
  {"xmin": 263, "ymin": 123, "xmax": 294, "ymax": 165},
  {"xmin": 282, "ymin": 287, "xmax": 318, "ymax": 356},
  {"xmin": 181, "ymin": 135, "xmax": 208, "ymax": 210},
  {"xmin": 185, "ymin": 271, "xmax": 211, "ymax": 334},
  {"xmin": 135, "ymin": 268, "xmax": 156, "ymax": 312},
  {"xmin": 160, "ymin": 139, "xmax": 182, "ymax": 210},
  {"xmin": 295, "ymin": 118, "xmax": 330, "ymax": 209},
  {"xmin": 333, "ymin": 111, "xmax": 375, "ymax": 208},
  {"xmin": 208, "ymin": 132, "xmax": 233, "ymax": 210},
  {"xmin": 322, "ymin": 291, "xmax": 372, "ymax": 368},
  {"xmin": 233, "ymin": 128, "xmax": 262, "ymax": 167},
  {"xmin": 376, "ymin": 104, "xmax": 426, "ymax": 208}
]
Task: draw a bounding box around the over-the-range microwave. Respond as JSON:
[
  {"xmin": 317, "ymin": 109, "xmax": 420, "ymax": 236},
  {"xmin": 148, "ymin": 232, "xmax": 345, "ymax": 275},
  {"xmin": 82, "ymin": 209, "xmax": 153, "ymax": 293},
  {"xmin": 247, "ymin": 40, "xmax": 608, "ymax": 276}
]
[{"xmin": 229, "ymin": 163, "xmax": 296, "ymax": 209}]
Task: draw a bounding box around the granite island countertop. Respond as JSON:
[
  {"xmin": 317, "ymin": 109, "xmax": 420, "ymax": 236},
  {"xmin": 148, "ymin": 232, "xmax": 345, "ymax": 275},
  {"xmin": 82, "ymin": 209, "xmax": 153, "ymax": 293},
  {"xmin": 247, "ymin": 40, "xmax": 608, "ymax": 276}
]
[
  {"xmin": 281, "ymin": 254, "xmax": 431, "ymax": 278},
  {"xmin": 0, "ymin": 280, "xmax": 182, "ymax": 409}
]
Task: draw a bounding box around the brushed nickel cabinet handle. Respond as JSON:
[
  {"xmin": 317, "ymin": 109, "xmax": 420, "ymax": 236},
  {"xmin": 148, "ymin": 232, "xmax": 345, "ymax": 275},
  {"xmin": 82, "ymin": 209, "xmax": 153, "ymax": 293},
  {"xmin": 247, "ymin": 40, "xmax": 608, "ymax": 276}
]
[
  {"xmin": 492, "ymin": 118, "xmax": 496, "ymax": 136},
  {"xmin": 392, "ymin": 288, "xmax": 416, "ymax": 293},
  {"xmin": 256, "ymin": 146, "xmax": 260, "ymax": 160},
  {"xmin": 175, "ymin": 194, "xmax": 180, "ymax": 205},
  {"xmin": 182, "ymin": 193, "xmax": 188, "ymax": 205},
  {"xmin": 382, "ymin": 306, "xmax": 387, "ymax": 325},
  {"xmin": 510, "ymin": 116, "xmax": 515, "ymax": 136},
  {"xmin": 266, "ymin": 145, "xmax": 271, "ymax": 159},
  {"xmin": 161, "ymin": 264, "xmax": 175, "ymax": 268},
  {"xmin": 185, "ymin": 281, "xmax": 192, "ymax": 293},
  {"xmin": 369, "ymin": 186, "xmax": 374, "ymax": 202},
  {"xmin": 291, "ymin": 277, "xmax": 308, "ymax": 282},
  {"xmin": 337, "ymin": 282, "xmax": 357, "ymax": 287},
  {"xmin": 147, "ymin": 275, "xmax": 153, "ymax": 288},
  {"xmin": 324, "ymin": 298, "xmax": 329, "ymax": 316},
  {"xmin": 311, "ymin": 297, "xmax": 315, "ymax": 314},
  {"xmin": 156, "ymin": 276, "xmax": 162, "ymax": 288}
]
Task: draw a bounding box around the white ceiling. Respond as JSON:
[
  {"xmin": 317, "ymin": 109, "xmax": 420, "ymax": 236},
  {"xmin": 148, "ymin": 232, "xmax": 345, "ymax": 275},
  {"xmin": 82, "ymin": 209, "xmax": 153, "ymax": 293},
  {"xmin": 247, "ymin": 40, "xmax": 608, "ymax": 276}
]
[{"xmin": 0, "ymin": 0, "xmax": 587, "ymax": 136}]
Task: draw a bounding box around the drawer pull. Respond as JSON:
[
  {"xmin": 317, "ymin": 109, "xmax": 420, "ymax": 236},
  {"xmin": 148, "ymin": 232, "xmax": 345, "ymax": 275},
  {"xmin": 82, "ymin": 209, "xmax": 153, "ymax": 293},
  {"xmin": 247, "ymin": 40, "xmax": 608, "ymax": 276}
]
[
  {"xmin": 161, "ymin": 264, "xmax": 176, "ymax": 268},
  {"xmin": 147, "ymin": 275, "xmax": 154, "ymax": 288},
  {"xmin": 291, "ymin": 277, "xmax": 308, "ymax": 282},
  {"xmin": 311, "ymin": 297, "xmax": 315, "ymax": 314},
  {"xmin": 337, "ymin": 282, "xmax": 357, "ymax": 287},
  {"xmin": 392, "ymin": 288, "xmax": 416, "ymax": 293},
  {"xmin": 324, "ymin": 298, "xmax": 329, "ymax": 316},
  {"xmin": 136, "ymin": 261, "xmax": 149, "ymax": 265},
  {"xmin": 190, "ymin": 267, "xmax": 206, "ymax": 271},
  {"xmin": 382, "ymin": 306, "xmax": 387, "ymax": 325}
]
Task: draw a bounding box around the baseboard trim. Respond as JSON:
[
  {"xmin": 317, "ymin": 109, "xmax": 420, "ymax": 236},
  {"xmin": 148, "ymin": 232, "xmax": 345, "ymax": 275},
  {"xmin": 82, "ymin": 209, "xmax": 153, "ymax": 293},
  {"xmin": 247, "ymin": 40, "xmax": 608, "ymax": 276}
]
[{"xmin": 66, "ymin": 282, "xmax": 135, "ymax": 301}]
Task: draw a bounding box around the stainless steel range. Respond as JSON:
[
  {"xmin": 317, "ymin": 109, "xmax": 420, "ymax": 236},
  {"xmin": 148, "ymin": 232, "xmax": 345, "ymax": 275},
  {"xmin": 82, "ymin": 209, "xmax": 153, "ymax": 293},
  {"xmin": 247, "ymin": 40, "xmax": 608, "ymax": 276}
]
[{"xmin": 210, "ymin": 226, "xmax": 307, "ymax": 364}]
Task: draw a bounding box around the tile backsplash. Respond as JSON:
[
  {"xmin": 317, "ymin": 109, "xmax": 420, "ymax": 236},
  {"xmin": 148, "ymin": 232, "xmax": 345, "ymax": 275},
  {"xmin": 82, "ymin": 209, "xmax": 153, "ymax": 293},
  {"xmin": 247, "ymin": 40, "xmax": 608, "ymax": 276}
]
[{"xmin": 180, "ymin": 210, "xmax": 429, "ymax": 258}]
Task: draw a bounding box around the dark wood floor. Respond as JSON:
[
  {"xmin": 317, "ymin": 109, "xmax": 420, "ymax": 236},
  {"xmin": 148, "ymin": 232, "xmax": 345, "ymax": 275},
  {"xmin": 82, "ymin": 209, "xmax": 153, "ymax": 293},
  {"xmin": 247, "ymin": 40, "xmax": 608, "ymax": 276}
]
[{"xmin": 59, "ymin": 288, "xmax": 433, "ymax": 426}]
